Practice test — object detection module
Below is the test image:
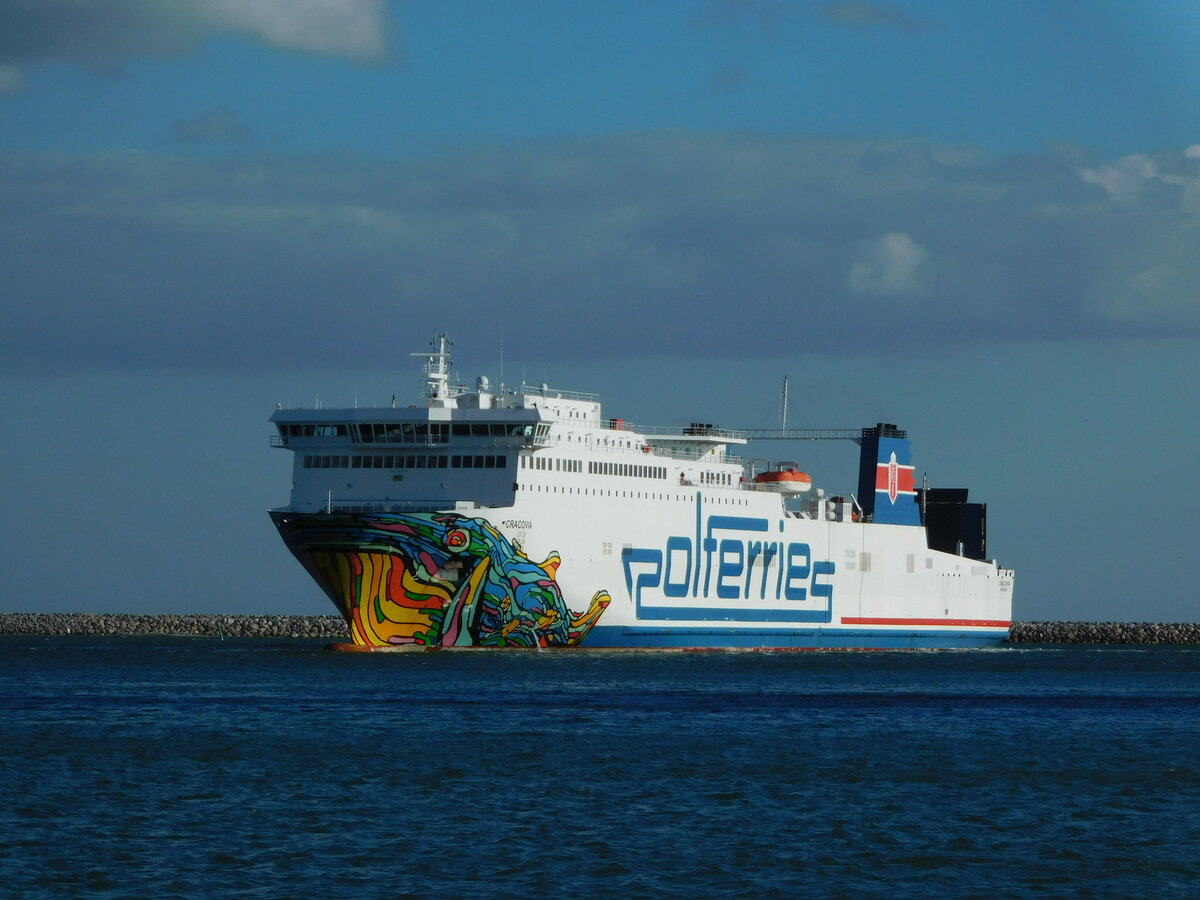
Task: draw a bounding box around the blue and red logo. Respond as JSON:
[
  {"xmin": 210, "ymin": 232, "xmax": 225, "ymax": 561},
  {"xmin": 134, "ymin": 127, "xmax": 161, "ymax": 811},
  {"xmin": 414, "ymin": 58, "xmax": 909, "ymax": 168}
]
[{"xmin": 876, "ymin": 451, "xmax": 915, "ymax": 505}]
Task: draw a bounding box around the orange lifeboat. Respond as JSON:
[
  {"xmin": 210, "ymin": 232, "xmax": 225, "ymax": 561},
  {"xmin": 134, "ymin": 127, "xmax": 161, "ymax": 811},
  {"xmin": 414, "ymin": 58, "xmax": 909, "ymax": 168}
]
[{"xmin": 753, "ymin": 468, "xmax": 813, "ymax": 494}]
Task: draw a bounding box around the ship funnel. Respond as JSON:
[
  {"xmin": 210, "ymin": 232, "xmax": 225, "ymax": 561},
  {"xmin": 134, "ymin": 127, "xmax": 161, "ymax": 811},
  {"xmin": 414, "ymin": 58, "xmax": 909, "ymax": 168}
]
[{"xmin": 856, "ymin": 423, "xmax": 921, "ymax": 525}]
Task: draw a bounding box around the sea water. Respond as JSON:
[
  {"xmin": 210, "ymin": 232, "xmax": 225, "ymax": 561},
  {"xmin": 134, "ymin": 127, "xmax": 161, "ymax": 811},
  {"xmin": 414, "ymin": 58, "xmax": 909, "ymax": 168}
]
[{"xmin": 1, "ymin": 639, "xmax": 1198, "ymax": 899}]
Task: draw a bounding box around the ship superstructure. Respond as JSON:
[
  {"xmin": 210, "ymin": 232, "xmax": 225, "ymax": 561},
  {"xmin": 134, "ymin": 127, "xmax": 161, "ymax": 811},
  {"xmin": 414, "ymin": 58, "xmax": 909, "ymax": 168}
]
[{"xmin": 269, "ymin": 335, "xmax": 1013, "ymax": 649}]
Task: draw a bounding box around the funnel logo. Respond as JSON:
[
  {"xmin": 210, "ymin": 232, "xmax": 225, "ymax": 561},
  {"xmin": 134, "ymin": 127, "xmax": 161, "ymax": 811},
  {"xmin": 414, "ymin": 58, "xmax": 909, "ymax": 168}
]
[{"xmin": 876, "ymin": 451, "xmax": 915, "ymax": 505}]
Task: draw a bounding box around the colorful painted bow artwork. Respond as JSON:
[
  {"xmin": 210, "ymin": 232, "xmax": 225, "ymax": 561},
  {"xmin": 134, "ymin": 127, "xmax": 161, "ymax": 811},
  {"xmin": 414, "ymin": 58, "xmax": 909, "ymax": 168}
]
[{"xmin": 275, "ymin": 512, "xmax": 609, "ymax": 647}]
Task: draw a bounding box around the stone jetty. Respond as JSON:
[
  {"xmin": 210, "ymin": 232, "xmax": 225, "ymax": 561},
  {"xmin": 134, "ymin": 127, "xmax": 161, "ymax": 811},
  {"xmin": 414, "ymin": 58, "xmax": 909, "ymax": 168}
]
[
  {"xmin": 1006, "ymin": 621, "xmax": 1200, "ymax": 645},
  {"xmin": 1, "ymin": 614, "xmax": 1199, "ymax": 644},
  {"xmin": 0, "ymin": 613, "xmax": 349, "ymax": 640}
]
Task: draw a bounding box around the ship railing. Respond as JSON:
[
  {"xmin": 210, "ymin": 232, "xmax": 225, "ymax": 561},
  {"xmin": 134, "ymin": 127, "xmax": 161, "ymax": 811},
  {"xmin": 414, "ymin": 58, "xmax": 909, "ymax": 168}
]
[
  {"xmin": 539, "ymin": 433, "xmax": 752, "ymax": 465},
  {"xmin": 566, "ymin": 419, "xmax": 862, "ymax": 443},
  {"xmin": 657, "ymin": 448, "xmax": 747, "ymax": 464},
  {"xmin": 271, "ymin": 434, "xmax": 541, "ymax": 450},
  {"xmin": 637, "ymin": 424, "xmax": 748, "ymax": 439},
  {"xmin": 580, "ymin": 420, "xmax": 749, "ymax": 439},
  {"xmin": 519, "ymin": 383, "xmax": 601, "ymax": 403},
  {"xmin": 269, "ymin": 434, "xmax": 357, "ymax": 448},
  {"xmin": 318, "ymin": 499, "xmax": 479, "ymax": 514}
]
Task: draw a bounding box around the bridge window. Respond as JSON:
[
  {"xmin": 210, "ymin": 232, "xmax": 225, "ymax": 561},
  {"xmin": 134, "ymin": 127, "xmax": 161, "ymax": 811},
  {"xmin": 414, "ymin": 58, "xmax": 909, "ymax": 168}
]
[{"xmin": 302, "ymin": 455, "xmax": 351, "ymax": 469}]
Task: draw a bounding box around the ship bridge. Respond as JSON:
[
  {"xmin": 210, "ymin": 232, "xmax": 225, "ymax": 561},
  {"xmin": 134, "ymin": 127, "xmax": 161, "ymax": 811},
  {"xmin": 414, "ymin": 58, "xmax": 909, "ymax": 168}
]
[{"xmin": 269, "ymin": 406, "xmax": 552, "ymax": 449}]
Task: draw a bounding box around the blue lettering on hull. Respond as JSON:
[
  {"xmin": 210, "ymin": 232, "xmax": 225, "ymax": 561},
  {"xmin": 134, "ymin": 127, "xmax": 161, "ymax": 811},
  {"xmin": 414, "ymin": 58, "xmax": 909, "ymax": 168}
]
[{"xmin": 622, "ymin": 493, "xmax": 836, "ymax": 623}]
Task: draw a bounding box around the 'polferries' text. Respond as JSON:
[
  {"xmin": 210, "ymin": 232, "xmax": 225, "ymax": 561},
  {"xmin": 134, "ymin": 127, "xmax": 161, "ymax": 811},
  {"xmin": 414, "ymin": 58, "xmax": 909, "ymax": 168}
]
[{"xmin": 621, "ymin": 495, "xmax": 836, "ymax": 623}]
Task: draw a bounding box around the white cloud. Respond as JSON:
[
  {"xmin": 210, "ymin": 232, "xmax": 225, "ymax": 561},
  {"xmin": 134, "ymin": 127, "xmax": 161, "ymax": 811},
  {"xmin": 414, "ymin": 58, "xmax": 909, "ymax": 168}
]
[
  {"xmin": 1080, "ymin": 149, "xmax": 1200, "ymax": 214},
  {"xmin": 0, "ymin": 0, "xmax": 393, "ymax": 72},
  {"xmin": 1079, "ymin": 155, "xmax": 1158, "ymax": 203},
  {"xmin": 848, "ymin": 232, "xmax": 928, "ymax": 295},
  {"xmin": 198, "ymin": 0, "xmax": 390, "ymax": 62}
]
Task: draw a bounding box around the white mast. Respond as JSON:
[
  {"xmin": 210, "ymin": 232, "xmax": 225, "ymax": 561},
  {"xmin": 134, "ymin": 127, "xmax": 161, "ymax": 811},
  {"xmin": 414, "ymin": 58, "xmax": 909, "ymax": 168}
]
[{"xmin": 411, "ymin": 333, "xmax": 457, "ymax": 408}]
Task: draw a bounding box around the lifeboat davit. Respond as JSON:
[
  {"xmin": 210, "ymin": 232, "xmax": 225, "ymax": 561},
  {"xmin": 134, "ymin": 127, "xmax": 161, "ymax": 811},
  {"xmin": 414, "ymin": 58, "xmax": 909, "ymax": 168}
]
[{"xmin": 753, "ymin": 469, "xmax": 813, "ymax": 494}]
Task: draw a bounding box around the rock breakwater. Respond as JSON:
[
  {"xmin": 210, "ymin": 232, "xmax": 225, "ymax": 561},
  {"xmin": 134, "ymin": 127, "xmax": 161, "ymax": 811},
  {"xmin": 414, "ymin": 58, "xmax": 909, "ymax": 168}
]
[
  {"xmin": 0, "ymin": 613, "xmax": 349, "ymax": 639},
  {"xmin": 2, "ymin": 615, "xmax": 1199, "ymax": 644},
  {"xmin": 1005, "ymin": 621, "xmax": 1200, "ymax": 645}
]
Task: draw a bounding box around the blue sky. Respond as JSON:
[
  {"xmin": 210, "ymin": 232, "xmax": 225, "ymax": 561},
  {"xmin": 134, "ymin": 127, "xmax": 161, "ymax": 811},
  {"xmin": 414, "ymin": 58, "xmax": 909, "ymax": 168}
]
[
  {"xmin": 2, "ymin": 0, "xmax": 1198, "ymax": 622},
  {"xmin": 3, "ymin": 2, "xmax": 1200, "ymax": 158}
]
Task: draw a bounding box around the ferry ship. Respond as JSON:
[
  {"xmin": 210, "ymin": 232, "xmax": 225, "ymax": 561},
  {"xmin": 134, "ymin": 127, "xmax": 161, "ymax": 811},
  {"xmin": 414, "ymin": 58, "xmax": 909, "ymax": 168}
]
[{"xmin": 269, "ymin": 336, "xmax": 1013, "ymax": 650}]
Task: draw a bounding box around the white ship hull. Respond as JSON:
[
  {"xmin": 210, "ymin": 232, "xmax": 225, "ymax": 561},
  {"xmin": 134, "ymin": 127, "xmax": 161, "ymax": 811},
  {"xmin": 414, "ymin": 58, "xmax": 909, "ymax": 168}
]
[
  {"xmin": 272, "ymin": 487, "xmax": 1012, "ymax": 650},
  {"xmin": 521, "ymin": 493, "xmax": 1010, "ymax": 649}
]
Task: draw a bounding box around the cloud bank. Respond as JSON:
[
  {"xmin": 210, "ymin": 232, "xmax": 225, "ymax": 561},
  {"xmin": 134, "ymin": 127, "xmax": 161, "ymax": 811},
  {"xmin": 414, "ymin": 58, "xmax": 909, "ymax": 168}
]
[
  {"xmin": 2, "ymin": 133, "xmax": 1198, "ymax": 375},
  {"xmin": 0, "ymin": 0, "xmax": 392, "ymax": 73}
]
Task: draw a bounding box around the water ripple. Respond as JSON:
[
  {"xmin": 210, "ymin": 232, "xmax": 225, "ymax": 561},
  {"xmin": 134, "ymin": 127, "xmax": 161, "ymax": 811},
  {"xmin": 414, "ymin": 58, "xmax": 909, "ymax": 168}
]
[{"xmin": 0, "ymin": 639, "xmax": 1198, "ymax": 897}]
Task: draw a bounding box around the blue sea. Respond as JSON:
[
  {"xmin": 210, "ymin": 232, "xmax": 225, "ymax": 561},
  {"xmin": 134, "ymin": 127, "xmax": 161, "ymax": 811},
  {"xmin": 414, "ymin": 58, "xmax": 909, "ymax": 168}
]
[{"xmin": 2, "ymin": 639, "xmax": 1198, "ymax": 898}]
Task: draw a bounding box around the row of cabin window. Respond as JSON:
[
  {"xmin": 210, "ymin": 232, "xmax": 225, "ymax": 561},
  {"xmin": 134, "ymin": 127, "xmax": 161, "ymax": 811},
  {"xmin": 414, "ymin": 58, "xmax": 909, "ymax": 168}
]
[
  {"xmin": 282, "ymin": 423, "xmax": 546, "ymax": 442},
  {"xmin": 700, "ymin": 471, "xmax": 734, "ymax": 485},
  {"xmin": 359, "ymin": 423, "xmax": 538, "ymax": 442},
  {"xmin": 520, "ymin": 456, "xmax": 583, "ymax": 472},
  {"xmin": 516, "ymin": 456, "xmax": 668, "ymax": 479},
  {"xmin": 516, "ymin": 484, "xmax": 750, "ymax": 505},
  {"xmin": 303, "ymin": 454, "xmax": 508, "ymax": 470},
  {"xmin": 589, "ymin": 461, "xmax": 667, "ymax": 479}
]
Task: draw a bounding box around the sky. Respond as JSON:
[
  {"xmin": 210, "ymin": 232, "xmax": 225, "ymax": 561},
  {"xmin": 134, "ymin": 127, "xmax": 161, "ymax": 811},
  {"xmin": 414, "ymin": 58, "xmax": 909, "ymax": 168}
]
[{"xmin": 2, "ymin": 0, "xmax": 1199, "ymax": 623}]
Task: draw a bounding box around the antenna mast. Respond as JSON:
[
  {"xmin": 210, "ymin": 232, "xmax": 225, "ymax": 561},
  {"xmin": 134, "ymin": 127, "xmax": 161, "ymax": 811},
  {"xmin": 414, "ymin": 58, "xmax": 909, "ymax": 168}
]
[{"xmin": 411, "ymin": 332, "xmax": 456, "ymax": 407}]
